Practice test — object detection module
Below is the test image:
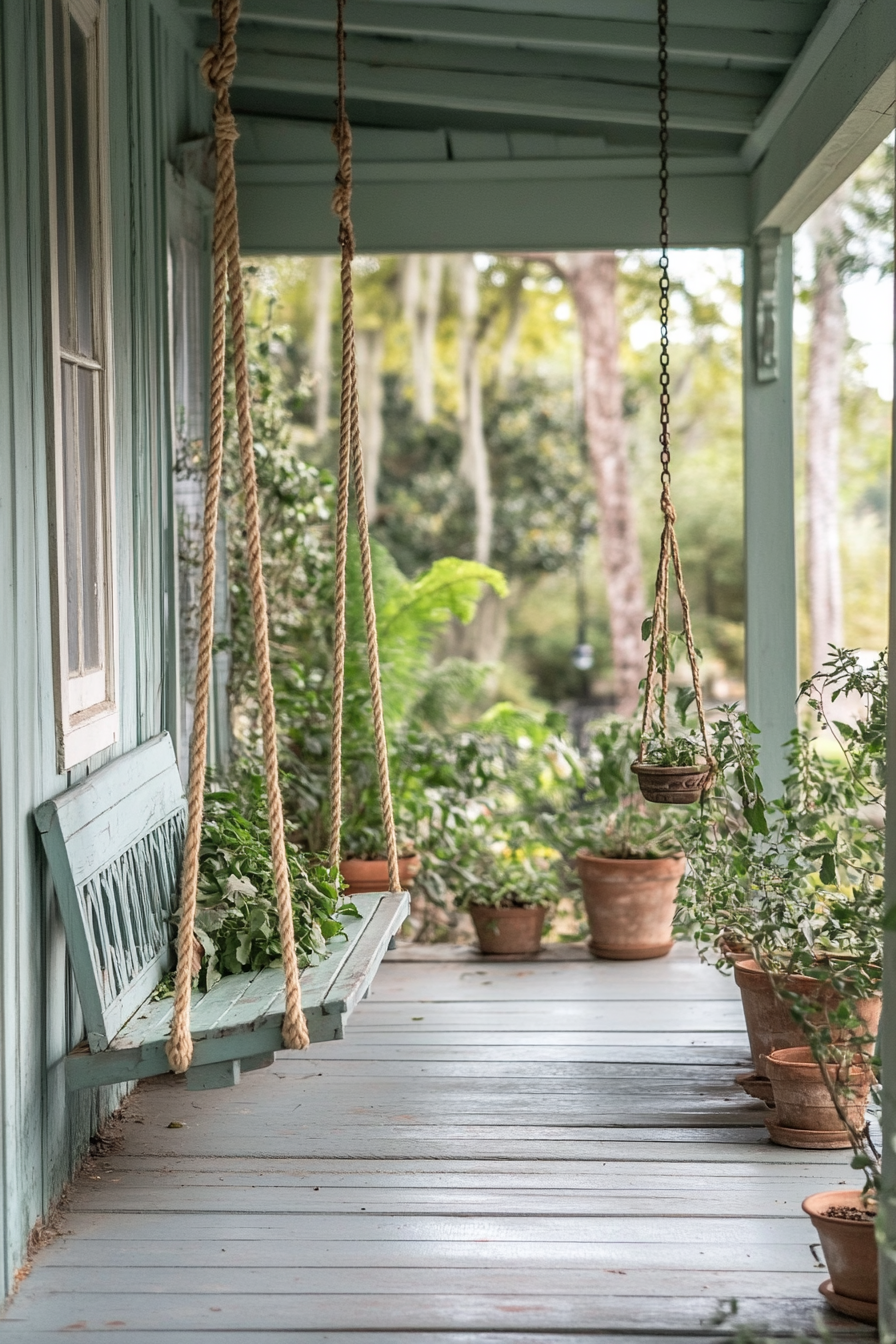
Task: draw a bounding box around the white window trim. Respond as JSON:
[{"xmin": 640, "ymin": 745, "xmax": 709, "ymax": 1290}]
[{"xmin": 45, "ymin": 0, "xmax": 118, "ymax": 770}]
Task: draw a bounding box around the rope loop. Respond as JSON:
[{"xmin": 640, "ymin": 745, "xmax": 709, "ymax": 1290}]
[
  {"xmin": 167, "ymin": 0, "xmax": 309, "ymax": 1075},
  {"xmin": 328, "ymin": 0, "xmax": 402, "ymax": 895},
  {"xmin": 637, "ymin": 0, "xmax": 713, "ymax": 771}
]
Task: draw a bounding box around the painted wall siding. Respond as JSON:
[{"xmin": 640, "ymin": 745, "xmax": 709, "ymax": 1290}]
[{"xmin": 0, "ymin": 0, "xmax": 208, "ymax": 1298}]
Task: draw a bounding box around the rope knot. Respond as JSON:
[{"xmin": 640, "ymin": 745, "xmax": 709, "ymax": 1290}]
[
  {"xmin": 214, "ymin": 108, "xmax": 240, "ymax": 144},
  {"xmin": 200, "ymin": 0, "xmax": 240, "ymax": 94},
  {"xmin": 200, "ymin": 40, "xmax": 237, "ymax": 95}
]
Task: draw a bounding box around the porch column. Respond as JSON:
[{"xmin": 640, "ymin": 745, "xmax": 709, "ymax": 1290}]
[
  {"xmin": 742, "ymin": 231, "xmax": 798, "ymax": 796},
  {"xmin": 878, "ymin": 139, "xmax": 896, "ymax": 1341}
]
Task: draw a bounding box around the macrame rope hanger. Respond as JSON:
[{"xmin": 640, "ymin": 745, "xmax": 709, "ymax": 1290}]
[
  {"xmin": 328, "ymin": 0, "xmax": 402, "ymax": 895},
  {"xmin": 637, "ymin": 0, "xmax": 713, "ymax": 772},
  {"xmin": 167, "ymin": 0, "xmax": 316, "ymax": 1073}
]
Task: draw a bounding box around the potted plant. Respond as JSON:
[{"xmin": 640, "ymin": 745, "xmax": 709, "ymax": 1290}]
[
  {"xmin": 450, "ymin": 826, "xmax": 560, "ymax": 957},
  {"xmin": 681, "ymin": 650, "xmax": 886, "ymax": 1321},
  {"xmin": 559, "ymin": 717, "xmax": 689, "ymax": 960},
  {"xmin": 631, "ymin": 730, "xmax": 714, "ymax": 805},
  {"xmin": 763, "ymin": 1047, "xmax": 872, "ymax": 1148}
]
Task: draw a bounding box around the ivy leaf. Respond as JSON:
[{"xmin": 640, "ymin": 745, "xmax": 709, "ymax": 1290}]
[
  {"xmin": 820, "ymin": 852, "xmax": 837, "ymax": 885},
  {"xmin": 743, "ymin": 798, "xmax": 768, "ymax": 836},
  {"xmin": 641, "ymin": 616, "xmax": 654, "ymax": 643}
]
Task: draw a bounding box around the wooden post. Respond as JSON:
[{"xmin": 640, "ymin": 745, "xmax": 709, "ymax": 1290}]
[
  {"xmin": 878, "ymin": 139, "xmax": 896, "ymax": 1342},
  {"xmin": 742, "ymin": 231, "xmax": 798, "ymax": 797}
]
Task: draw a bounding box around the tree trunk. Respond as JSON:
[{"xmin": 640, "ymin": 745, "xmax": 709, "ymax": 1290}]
[
  {"xmin": 555, "ymin": 251, "xmax": 644, "ymax": 714},
  {"xmin": 455, "ymin": 255, "xmax": 493, "ymax": 566},
  {"xmin": 403, "ymin": 254, "xmax": 443, "ymax": 422},
  {"xmin": 311, "ymin": 255, "xmax": 334, "ymax": 440},
  {"xmin": 356, "ymin": 327, "xmax": 385, "ymax": 524},
  {"xmin": 806, "ymin": 196, "xmax": 846, "ymax": 674}
]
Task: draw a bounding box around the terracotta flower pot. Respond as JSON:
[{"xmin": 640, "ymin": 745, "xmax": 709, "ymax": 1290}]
[
  {"xmin": 764, "ymin": 1047, "xmax": 871, "ymax": 1149},
  {"xmin": 802, "ymin": 1190, "xmax": 877, "ymax": 1321},
  {"xmin": 576, "ymin": 853, "xmax": 686, "ymax": 960},
  {"xmin": 733, "ymin": 959, "xmax": 881, "ymax": 1079},
  {"xmin": 469, "ymin": 904, "xmax": 545, "ymax": 957},
  {"xmin": 718, "ymin": 934, "xmax": 752, "ymax": 965},
  {"xmin": 339, "ymin": 854, "xmax": 421, "ymax": 896},
  {"xmin": 630, "ymin": 760, "xmax": 713, "ymax": 805}
]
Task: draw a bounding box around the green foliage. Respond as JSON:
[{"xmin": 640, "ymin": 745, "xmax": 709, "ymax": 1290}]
[
  {"xmin": 450, "ymin": 835, "xmax": 561, "ymax": 912},
  {"xmin": 553, "ymin": 715, "xmax": 686, "ymax": 860},
  {"xmin": 186, "ymin": 777, "xmax": 356, "ymax": 993},
  {"xmin": 680, "ymin": 649, "xmax": 886, "ymax": 1188}
]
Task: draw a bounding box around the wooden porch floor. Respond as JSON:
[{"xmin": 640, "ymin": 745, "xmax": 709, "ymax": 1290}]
[{"xmin": 0, "ymin": 944, "xmax": 875, "ymax": 1342}]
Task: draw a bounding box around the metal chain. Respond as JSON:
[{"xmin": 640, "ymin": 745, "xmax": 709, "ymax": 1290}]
[{"xmin": 657, "ymin": 0, "xmax": 671, "ymax": 500}]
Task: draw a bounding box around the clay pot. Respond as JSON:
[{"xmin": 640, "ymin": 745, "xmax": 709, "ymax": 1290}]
[
  {"xmin": 630, "ymin": 760, "xmax": 713, "ymax": 805},
  {"xmin": 733, "ymin": 959, "xmax": 881, "ymax": 1079},
  {"xmin": 469, "ymin": 904, "xmax": 545, "ymax": 957},
  {"xmin": 764, "ymin": 1047, "xmax": 872, "ymax": 1149},
  {"xmin": 576, "ymin": 853, "xmax": 686, "ymax": 960},
  {"xmin": 718, "ymin": 934, "xmax": 752, "ymax": 966},
  {"xmin": 339, "ymin": 854, "xmax": 421, "ymax": 896},
  {"xmin": 802, "ymin": 1190, "xmax": 877, "ymax": 1320}
]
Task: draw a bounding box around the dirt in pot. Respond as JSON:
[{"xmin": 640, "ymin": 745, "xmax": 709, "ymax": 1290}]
[{"xmin": 823, "ymin": 1205, "xmax": 875, "ymax": 1223}]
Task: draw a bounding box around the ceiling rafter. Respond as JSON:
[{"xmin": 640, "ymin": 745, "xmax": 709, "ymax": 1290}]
[
  {"xmin": 182, "ymin": 0, "xmax": 804, "ymax": 69},
  {"xmin": 225, "ymin": 47, "xmax": 762, "ymax": 133}
]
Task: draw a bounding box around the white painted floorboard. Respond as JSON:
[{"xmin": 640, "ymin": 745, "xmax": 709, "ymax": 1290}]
[{"xmin": 0, "ymin": 943, "xmax": 874, "ymax": 1340}]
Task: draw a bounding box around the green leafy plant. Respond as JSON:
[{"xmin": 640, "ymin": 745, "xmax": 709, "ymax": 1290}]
[
  {"xmin": 556, "ymin": 716, "xmax": 687, "ymax": 860},
  {"xmin": 449, "ymin": 828, "xmax": 562, "ymax": 913},
  {"xmin": 174, "ymin": 775, "xmax": 358, "ymax": 993},
  {"xmin": 680, "ymin": 649, "xmax": 886, "ymax": 1191}
]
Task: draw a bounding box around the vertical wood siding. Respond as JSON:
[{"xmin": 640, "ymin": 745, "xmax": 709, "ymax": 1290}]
[{"xmin": 0, "ymin": 0, "xmax": 208, "ymax": 1298}]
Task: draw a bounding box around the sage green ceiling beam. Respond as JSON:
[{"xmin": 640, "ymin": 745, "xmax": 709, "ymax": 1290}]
[
  {"xmin": 183, "ymin": 0, "xmax": 802, "ymax": 69},
  {"xmin": 225, "ymin": 48, "xmax": 763, "ymax": 135},
  {"xmin": 185, "ymin": 0, "xmax": 825, "ymax": 37},
  {"xmin": 237, "ymin": 161, "xmax": 750, "ymax": 252},
  {"xmin": 749, "ymin": 0, "xmax": 896, "ymax": 231},
  {"xmin": 212, "ymin": 22, "xmax": 778, "ymax": 101}
]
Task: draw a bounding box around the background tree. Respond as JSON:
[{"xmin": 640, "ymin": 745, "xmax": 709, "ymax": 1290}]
[{"xmin": 551, "ymin": 252, "xmax": 644, "ymax": 715}]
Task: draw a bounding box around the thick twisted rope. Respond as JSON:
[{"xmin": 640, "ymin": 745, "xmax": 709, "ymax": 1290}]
[
  {"xmin": 328, "ymin": 0, "xmax": 401, "ymax": 892},
  {"xmin": 167, "ymin": 0, "xmax": 308, "ymax": 1074},
  {"xmin": 638, "ymin": 0, "xmax": 711, "ymax": 767}
]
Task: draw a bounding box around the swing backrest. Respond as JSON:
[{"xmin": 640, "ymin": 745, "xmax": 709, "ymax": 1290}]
[{"xmin": 35, "ymin": 734, "xmax": 186, "ymax": 1053}]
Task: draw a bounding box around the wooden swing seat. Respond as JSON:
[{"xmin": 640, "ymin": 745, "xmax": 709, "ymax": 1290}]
[{"xmin": 34, "ymin": 733, "xmax": 408, "ymax": 1093}]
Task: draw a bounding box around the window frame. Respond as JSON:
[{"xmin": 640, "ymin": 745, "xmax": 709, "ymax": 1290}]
[{"xmin": 45, "ymin": 0, "xmax": 118, "ymax": 770}]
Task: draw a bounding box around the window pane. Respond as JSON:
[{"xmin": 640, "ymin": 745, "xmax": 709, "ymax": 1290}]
[
  {"xmin": 69, "ymin": 17, "xmax": 94, "ymax": 360},
  {"xmin": 61, "ymin": 361, "xmax": 80, "ymax": 674},
  {"xmin": 77, "ymin": 366, "xmax": 101, "ymax": 671},
  {"xmin": 52, "ymin": 0, "xmax": 72, "ymax": 350}
]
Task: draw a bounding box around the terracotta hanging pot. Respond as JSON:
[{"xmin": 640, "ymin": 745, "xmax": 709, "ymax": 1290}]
[
  {"xmin": 576, "ymin": 853, "xmax": 685, "ymax": 960},
  {"xmin": 630, "ymin": 761, "xmax": 713, "ymax": 805},
  {"xmin": 469, "ymin": 904, "xmax": 545, "ymax": 957},
  {"xmin": 802, "ymin": 1191, "xmax": 877, "ymax": 1323},
  {"xmin": 340, "ymin": 853, "xmax": 421, "ymax": 896},
  {"xmin": 733, "ymin": 959, "xmax": 881, "ymax": 1103},
  {"xmin": 764, "ymin": 1047, "xmax": 872, "ymax": 1149}
]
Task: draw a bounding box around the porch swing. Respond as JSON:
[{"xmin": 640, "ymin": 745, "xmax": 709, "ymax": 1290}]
[{"xmin": 34, "ymin": 0, "xmax": 408, "ymax": 1093}]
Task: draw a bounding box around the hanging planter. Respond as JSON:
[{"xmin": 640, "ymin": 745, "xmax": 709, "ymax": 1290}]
[
  {"xmin": 630, "ymin": 0, "xmax": 714, "ymax": 806},
  {"xmin": 630, "ymin": 761, "xmax": 713, "ymax": 805}
]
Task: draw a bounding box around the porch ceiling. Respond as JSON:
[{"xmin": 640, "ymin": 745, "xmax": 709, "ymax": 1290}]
[{"xmin": 179, "ymin": 0, "xmax": 896, "ymax": 253}]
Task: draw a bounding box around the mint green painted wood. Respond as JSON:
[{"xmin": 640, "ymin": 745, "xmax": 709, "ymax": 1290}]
[
  {"xmin": 63, "ymin": 893, "xmax": 409, "ymax": 1091},
  {"xmin": 0, "ymin": 0, "xmax": 210, "ymax": 1300},
  {"xmin": 34, "ymin": 734, "xmax": 186, "ymax": 1052},
  {"xmin": 186, "ymin": 1059, "xmax": 241, "ymax": 1091},
  {"xmin": 742, "ymin": 235, "xmax": 798, "ymax": 796}
]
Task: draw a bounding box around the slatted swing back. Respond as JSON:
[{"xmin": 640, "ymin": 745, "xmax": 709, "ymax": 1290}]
[{"xmin": 34, "ymin": 734, "xmax": 186, "ymax": 1053}]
